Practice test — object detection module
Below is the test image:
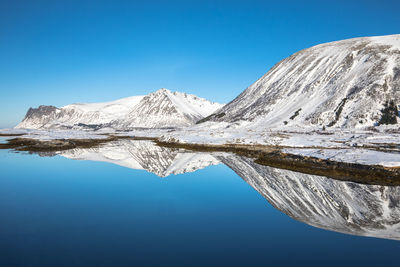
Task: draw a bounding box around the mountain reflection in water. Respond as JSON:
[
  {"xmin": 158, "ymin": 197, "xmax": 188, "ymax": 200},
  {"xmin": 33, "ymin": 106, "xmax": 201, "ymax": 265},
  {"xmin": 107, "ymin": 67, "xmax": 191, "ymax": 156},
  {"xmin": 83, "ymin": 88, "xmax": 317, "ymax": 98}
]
[{"xmin": 43, "ymin": 140, "xmax": 400, "ymax": 240}]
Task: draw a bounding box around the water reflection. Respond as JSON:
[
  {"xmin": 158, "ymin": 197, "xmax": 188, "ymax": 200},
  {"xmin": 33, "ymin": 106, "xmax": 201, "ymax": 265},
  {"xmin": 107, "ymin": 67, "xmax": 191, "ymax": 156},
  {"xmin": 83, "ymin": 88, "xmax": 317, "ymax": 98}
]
[
  {"xmin": 219, "ymin": 154, "xmax": 400, "ymax": 240},
  {"xmin": 45, "ymin": 140, "xmax": 400, "ymax": 240},
  {"xmin": 61, "ymin": 140, "xmax": 220, "ymax": 177}
]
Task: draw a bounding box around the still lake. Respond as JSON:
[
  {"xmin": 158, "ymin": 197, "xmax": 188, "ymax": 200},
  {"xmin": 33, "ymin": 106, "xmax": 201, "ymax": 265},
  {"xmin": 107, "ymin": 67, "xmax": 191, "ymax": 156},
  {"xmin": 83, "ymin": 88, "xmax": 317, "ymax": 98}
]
[{"xmin": 0, "ymin": 140, "xmax": 399, "ymax": 266}]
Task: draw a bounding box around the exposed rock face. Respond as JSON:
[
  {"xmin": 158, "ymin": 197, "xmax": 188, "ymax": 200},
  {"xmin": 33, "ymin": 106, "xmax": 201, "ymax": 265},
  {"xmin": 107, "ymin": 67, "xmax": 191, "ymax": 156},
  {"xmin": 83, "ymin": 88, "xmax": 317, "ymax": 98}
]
[
  {"xmin": 207, "ymin": 34, "xmax": 400, "ymax": 129},
  {"xmin": 19, "ymin": 105, "xmax": 60, "ymax": 129},
  {"xmin": 16, "ymin": 89, "xmax": 223, "ymax": 130}
]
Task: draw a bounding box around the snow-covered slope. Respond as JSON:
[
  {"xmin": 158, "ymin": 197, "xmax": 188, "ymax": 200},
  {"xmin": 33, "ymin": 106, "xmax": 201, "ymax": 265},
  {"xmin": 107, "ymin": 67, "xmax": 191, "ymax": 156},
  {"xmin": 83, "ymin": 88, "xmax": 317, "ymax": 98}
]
[
  {"xmin": 16, "ymin": 95, "xmax": 144, "ymax": 129},
  {"xmin": 16, "ymin": 88, "xmax": 223, "ymax": 130},
  {"xmin": 61, "ymin": 96, "xmax": 144, "ymax": 126},
  {"xmin": 61, "ymin": 140, "xmax": 220, "ymax": 177},
  {"xmin": 219, "ymin": 154, "xmax": 400, "ymax": 240},
  {"xmin": 114, "ymin": 88, "xmax": 223, "ymax": 128},
  {"xmin": 206, "ymin": 34, "xmax": 400, "ymax": 129}
]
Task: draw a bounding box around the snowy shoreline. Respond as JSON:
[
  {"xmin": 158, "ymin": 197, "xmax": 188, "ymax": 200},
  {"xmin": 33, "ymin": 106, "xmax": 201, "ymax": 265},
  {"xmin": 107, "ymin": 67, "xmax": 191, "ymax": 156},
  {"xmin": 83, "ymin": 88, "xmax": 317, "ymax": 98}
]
[
  {"xmin": 1, "ymin": 127, "xmax": 400, "ymax": 167},
  {"xmin": 1, "ymin": 127, "xmax": 400, "ymax": 185}
]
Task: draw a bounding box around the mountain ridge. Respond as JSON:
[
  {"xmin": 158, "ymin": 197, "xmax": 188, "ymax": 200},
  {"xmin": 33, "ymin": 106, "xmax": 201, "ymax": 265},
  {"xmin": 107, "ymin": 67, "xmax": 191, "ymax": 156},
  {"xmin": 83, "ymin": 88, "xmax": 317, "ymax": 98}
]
[{"xmin": 16, "ymin": 88, "xmax": 223, "ymax": 130}]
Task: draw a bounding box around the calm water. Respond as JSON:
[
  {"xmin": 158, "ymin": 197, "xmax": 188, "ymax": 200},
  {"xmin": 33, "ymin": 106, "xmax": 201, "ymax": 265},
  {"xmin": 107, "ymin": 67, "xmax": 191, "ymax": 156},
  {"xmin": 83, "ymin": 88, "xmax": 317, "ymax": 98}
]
[
  {"xmin": 0, "ymin": 140, "xmax": 399, "ymax": 266},
  {"xmin": 0, "ymin": 136, "xmax": 9, "ymax": 144}
]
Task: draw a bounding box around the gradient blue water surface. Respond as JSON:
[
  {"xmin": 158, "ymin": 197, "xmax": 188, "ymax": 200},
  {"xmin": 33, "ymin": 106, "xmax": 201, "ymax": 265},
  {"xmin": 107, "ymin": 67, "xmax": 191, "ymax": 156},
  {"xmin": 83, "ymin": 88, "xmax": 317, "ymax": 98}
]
[{"xmin": 0, "ymin": 149, "xmax": 399, "ymax": 266}]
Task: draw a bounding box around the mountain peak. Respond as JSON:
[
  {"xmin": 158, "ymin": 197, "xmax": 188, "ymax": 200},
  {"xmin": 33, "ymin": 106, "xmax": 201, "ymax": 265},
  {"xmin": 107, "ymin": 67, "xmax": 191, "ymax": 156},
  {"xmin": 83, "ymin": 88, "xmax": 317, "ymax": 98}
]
[
  {"xmin": 154, "ymin": 88, "xmax": 172, "ymax": 94},
  {"xmin": 206, "ymin": 34, "xmax": 400, "ymax": 130},
  {"xmin": 120, "ymin": 88, "xmax": 224, "ymax": 128}
]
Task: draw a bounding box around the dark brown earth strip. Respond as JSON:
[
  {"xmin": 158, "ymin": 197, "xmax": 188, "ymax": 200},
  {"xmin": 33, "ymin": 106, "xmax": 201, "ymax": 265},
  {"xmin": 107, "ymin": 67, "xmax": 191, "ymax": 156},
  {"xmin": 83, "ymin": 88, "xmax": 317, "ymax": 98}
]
[
  {"xmin": 255, "ymin": 152, "xmax": 400, "ymax": 186},
  {"xmin": 0, "ymin": 136, "xmax": 157, "ymax": 152},
  {"xmin": 0, "ymin": 137, "xmax": 116, "ymax": 152},
  {"xmin": 0, "ymin": 133, "xmax": 25, "ymax": 137}
]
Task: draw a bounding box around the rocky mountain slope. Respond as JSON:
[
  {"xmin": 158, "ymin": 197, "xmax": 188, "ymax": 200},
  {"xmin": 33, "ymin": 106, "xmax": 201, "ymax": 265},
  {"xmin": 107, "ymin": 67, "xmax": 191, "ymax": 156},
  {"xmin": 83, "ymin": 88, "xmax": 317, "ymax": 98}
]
[
  {"xmin": 16, "ymin": 88, "xmax": 223, "ymax": 130},
  {"xmin": 205, "ymin": 34, "xmax": 400, "ymax": 129},
  {"xmin": 114, "ymin": 88, "xmax": 223, "ymax": 128}
]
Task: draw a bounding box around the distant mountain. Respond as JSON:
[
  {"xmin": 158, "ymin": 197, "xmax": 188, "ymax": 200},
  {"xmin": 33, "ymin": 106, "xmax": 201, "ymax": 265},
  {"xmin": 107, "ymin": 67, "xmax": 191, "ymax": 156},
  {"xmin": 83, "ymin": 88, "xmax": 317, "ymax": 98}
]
[
  {"xmin": 205, "ymin": 34, "xmax": 400, "ymax": 129},
  {"xmin": 16, "ymin": 88, "xmax": 223, "ymax": 130},
  {"xmin": 113, "ymin": 88, "xmax": 223, "ymax": 128}
]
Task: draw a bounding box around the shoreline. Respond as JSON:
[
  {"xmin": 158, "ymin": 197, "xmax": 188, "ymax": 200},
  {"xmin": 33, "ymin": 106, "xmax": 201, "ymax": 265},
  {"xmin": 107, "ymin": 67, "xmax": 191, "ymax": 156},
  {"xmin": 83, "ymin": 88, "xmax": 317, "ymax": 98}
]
[{"xmin": 1, "ymin": 134, "xmax": 400, "ymax": 186}]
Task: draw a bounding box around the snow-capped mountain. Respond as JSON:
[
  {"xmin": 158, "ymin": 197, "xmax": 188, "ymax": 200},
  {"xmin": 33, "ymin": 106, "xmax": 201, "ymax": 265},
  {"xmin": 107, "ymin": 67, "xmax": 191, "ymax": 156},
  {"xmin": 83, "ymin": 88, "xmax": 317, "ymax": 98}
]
[
  {"xmin": 205, "ymin": 34, "xmax": 400, "ymax": 129},
  {"xmin": 113, "ymin": 88, "xmax": 223, "ymax": 128},
  {"xmin": 16, "ymin": 88, "xmax": 223, "ymax": 130},
  {"xmin": 16, "ymin": 96, "xmax": 144, "ymax": 129},
  {"xmin": 219, "ymin": 154, "xmax": 400, "ymax": 240},
  {"xmin": 61, "ymin": 140, "xmax": 220, "ymax": 177}
]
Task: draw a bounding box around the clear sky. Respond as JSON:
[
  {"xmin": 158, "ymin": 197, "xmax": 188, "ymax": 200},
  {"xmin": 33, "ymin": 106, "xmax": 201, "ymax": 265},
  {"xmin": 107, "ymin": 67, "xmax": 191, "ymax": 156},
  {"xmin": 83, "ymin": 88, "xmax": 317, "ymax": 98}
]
[{"xmin": 1, "ymin": 0, "xmax": 400, "ymax": 128}]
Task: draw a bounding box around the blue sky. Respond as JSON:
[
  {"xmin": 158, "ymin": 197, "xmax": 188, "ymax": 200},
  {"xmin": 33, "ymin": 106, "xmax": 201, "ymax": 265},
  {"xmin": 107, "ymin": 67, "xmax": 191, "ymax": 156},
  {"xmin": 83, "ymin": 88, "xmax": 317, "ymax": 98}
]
[{"xmin": 1, "ymin": 0, "xmax": 400, "ymax": 128}]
